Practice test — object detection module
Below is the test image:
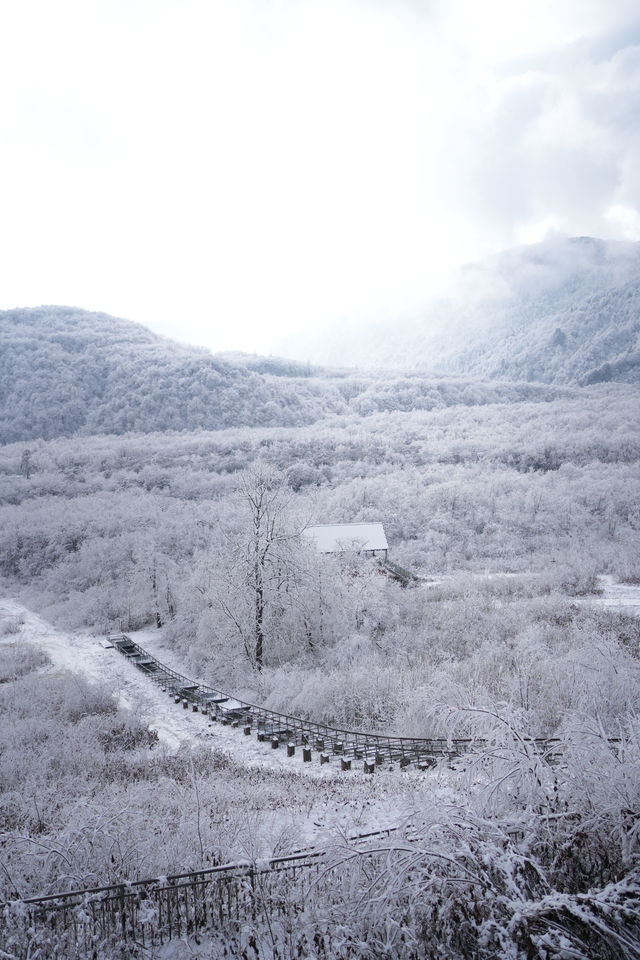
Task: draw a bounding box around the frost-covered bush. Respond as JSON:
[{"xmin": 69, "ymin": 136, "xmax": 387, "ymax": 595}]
[
  {"xmin": 0, "ymin": 640, "xmax": 48, "ymax": 681},
  {"xmin": 0, "ymin": 614, "xmax": 24, "ymax": 637}
]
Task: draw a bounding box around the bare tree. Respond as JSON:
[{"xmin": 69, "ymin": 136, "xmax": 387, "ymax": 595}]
[
  {"xmin": 233, "ymin": 465, "xmax": 299, "ymax": 671},
  {"xmin": 20, "ymin": 448, "xmax": 32, "ymax": 479}
]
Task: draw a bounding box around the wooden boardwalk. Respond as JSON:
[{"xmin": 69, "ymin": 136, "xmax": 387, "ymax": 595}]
[
  {"xmin": 1, "ymin": 637, "xmax": 570, "ymax": 956},
  {"xmin": 110, "ymin": 633, "xmax": 497, "ymax": 768}
]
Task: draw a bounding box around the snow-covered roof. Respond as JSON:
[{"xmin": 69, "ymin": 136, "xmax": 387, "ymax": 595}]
[{"xmin": 302, "ymin": 523, "xmax": 388, "ymax": 554}]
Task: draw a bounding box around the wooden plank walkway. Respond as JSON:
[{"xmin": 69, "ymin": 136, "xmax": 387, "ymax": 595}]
[
  {"xmin": 0, "ymin": 636, "xmax": 580, "ymax": 956},
  {"xmin": 109, "ymin": 633, "xmax": 507, "ymax": 768},
  {"xmin": 107, "ymin": 633, "xmax": 565, "ymax": 769}
]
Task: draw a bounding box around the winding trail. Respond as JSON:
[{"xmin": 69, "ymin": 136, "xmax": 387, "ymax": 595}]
[
  {"xmin": 0, "ymin": 597, "xmax": 337, "ymax": 774},
  {"xmin": 1, "ymin": 574, "xmax": 635, "ymax": 769}
]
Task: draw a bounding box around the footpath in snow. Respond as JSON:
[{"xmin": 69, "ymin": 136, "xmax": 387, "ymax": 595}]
[
  {"xmin": 1, "ymin": 577, "xmax": 637, "ymax": 857},
  {"xmin": 1, "ymin": 600, "xmax": 441, "ymax": 866},
  {"xmin": 0, "ymin": 597, "xmax": 436, "ymax": 793},
  {"xmin": 1, "ymin": 574, "xmax": 636, "ymax": 776},
  {"xmin": 0, "ymin": 597, "xmax": 335, "ymax": 772}
]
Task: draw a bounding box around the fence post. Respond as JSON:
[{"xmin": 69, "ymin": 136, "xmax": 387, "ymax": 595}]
[{"xmin": 119, "ymin": 884, "xmax": 127, "ymax": 940}]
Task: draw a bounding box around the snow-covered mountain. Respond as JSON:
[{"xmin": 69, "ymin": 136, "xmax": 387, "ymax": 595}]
[
  {"xmin": 0, "ymin": 305, "xmax": 572, "ymax": 444},
  {"xmin": 0, "ymin": 306, "xmax": 345, "ymax": 443},
  {"xmin": 3, "ymin": 236, "xmax": 638, "ymax": 444},
  {"xmin": 277, "ymin": 236, "xmax": 640, "ymax": 384}
]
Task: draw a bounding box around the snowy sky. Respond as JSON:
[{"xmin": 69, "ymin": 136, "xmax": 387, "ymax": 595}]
[{"xmin": 1, "ymin": 0, "xmax": 639, "ymax": 354}]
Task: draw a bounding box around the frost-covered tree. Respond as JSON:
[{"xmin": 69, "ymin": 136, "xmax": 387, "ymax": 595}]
[
  {"xmin": 19, "ymin": 448, "xmax": 33, "ymax": 479},
  {"xmin": 214, "ymin": 465, "xmax": 304, "ymax": 670}
]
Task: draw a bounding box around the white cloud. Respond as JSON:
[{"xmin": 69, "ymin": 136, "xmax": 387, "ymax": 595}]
[{"xmin": 0, "ymin": 0, "xmax": 639, "ymax": 353}]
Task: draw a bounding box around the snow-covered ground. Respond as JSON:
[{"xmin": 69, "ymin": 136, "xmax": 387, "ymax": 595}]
[
  {"xmin": 422, "ymin": 572, "xmax": 640, "ymax": 614},
  {"xmin": 2, "ymin": 575, "xmax": 636, "ymax": 840},
  {"xmin": 592, "ymin": 575, "xmax": 640, "ymax": 614},
  {"xmin": 2, "ymin": 574, "xmax": 637, "ymax": 763},
  {"xmin": 0, "ymin": 596, "xmax": 339, "ymax": 772},
  {"xmin": 0, "ymin": 596, "xmax": 440, "ymax": 848},
  {"xmin": 2, "ymin": 574, "xmax": 638, "ymax": 883}
]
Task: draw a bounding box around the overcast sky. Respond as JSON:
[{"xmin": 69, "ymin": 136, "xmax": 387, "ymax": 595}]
[{"xmin": 1, "ymin": 0, "xmax": 639, "ymax": 354}]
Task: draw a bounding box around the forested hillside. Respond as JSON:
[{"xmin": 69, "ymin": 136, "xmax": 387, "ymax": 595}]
[
  {"xmin": 278, "ymin": 236, "xmax": 640, "ymax": 384},
  {"xmin": 2, "ymin": 290, "xmax": 640, "ymax": 958},
  {"xmin": 0, "ymin": 307, "xmax": 355, "ymax": 442},
  {"xmin": 0, "ymin": 305, "xmax": 571, "ymax": 443}
]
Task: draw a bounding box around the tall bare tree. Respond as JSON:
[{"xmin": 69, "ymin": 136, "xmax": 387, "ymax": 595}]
[{"xmin": 235, "ymin": 465, "xmax": 298, "ymax": 671}]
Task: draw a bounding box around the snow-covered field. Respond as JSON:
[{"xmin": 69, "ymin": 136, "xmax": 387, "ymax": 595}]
[
  {"xmin": 0, "ymin": 597, "xmax": 353, "ymax": 773},
  {"xmin": 593, "ymin": 575, "xmax": 640, "ymax": 613},
  {"xmin": 0, "ymin": 595, "xmax": 442, "ymax": 848},
  {"xmin": 2, "ymin": 577, "xmax": 640, "ymax": 957},
  {"xmin": 2, "ymin": 574, "xmax": 637, "ymax": 761},
  {"xmin": 2, "ymin": 575, "xmax": 635, "ymax": 758}
]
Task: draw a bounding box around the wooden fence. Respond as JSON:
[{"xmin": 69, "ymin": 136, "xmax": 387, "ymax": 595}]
[
  {"xmin": 2, "ymin": 835, "xmax": 406, "ymax": 959},
  {"xmin": 0, "ymin": 636, "xmax": 578, "ymax": 957}
]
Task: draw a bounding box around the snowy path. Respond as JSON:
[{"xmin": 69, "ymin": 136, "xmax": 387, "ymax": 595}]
[
  {"xmin": 2, "ymin": 575, "xmax": 635, "ymax": 778},
  {"xmin": 2, "ymin": 573, "xmax": 637, "ymax": 760},
  {"xmin": 0, "ymin": 597, "xmax": 331, "ymax": 772},
  {"xmin": 2, "ymin": 578, "xmax": 636, "ymax": 866},
  {"xmin": 0, "ymin": 599, "xmax": 440, "ymax": 881},
  {"xmin": 593, "ymin": 575, "xmax": 640, "ymax": 614},
  {"xmin": 0, "ymin": 597, "xmax": 432, "ymax": 801}
]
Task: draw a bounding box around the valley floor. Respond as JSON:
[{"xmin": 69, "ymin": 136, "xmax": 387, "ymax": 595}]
[
  {"xmin": 1, "ymin": 573, "xmax": 637, "ymax": 860},
  {"xmin": 0, "ymin": 597, "xmax": 443, "ymax": 856},
  {"xmin": 2, "ymin": 578, "xmax": 640, "ymax": 959},
  {"xmin": 2, "ymin": 574, "xmax": 636, "ymax": 752}
]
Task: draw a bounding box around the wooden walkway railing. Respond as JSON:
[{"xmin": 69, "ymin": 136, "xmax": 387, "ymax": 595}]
[
  {"xmin": 0, "ymin": 637, "xmax": 577, "ymax": 957},
  {"xmin": 109, "ymin": 633, "xmax": 562, "ymax": 769},
  {"xmin": 110, "ymin": 633, "xmax": 501, "ymax": 768},
  {"xmin": 1, "ymin": 831, "xmax": 404, "ymax": 958}
]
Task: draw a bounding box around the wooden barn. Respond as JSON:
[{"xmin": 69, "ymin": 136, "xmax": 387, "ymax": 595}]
[{"xmin": 302, "ymin": 522, "xmax": 388, "ymax": 560}]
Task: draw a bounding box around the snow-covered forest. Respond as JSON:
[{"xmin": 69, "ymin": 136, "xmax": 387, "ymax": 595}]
[
  {"xmin": 1, "ymin": 300, "xmax": 640, "ymax": 957},
  {"xmin": 4, "ymin": 0, "xmax": 640, "ymax": 943},
  {"xmin": 0, "ymin": 306, "xmax": 575, "ymax": 444}
]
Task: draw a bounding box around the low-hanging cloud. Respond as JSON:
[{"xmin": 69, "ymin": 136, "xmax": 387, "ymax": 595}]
[{"xmin": 0, "ymin": 0, "xmax": 639, "ymax": 353}]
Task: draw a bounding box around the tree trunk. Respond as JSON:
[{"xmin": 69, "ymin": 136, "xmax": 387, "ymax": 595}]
[{"xmin": 255, "ymin": 579, "xmax": 264, "ymax": 670}]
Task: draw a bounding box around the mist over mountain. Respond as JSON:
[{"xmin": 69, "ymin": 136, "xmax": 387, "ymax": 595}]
[
  {"xmin": 277, "ymin": 236, "xmax": 640, "ymax": 384},
  {"xmin": 4, "ymin": 233, "xmax": 637, "ymax": 446},
  {"xmin": 0, "ymin": 305, "xmax": 574, "ymax": 444}
]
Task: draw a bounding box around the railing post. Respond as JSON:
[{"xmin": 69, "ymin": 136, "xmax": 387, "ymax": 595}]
[{"xmin": 119, "ymin": 883, "xmax": 127, "ymax": 940}]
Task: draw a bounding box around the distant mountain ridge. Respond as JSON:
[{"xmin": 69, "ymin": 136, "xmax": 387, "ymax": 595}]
[
  {"xmin": 0, "ymin": 306, "xmax": 344, "ymax": 443},
  {"xmin": 277, "ymin": 236, "xmax": 640, "ymax": 384},
  {"xmin": 0, "ymin": 305, "xmax": 573, "ymax": 444}
]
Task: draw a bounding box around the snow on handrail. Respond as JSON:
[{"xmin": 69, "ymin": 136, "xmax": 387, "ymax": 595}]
[{"xmin": 110, "ymin": 634, "xmax": 565, "ymax": 768}]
